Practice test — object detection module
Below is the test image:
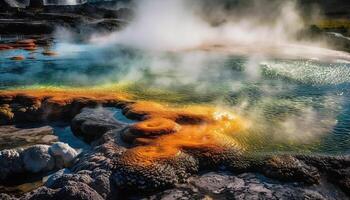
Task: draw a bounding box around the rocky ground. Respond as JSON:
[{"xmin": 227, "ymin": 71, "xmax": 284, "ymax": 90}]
[
  {"xmin": 0, "ymin": 3, "xmax": 132, "ymax": 36},
  {"xmin": 0, "ymin": 92, "xmax": 348, "ymax": 200}
]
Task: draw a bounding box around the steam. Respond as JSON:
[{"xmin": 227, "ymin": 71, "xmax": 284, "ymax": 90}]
[{"xmin": 91, "ymin": 0, "xmax": 304, "ymax": 50}]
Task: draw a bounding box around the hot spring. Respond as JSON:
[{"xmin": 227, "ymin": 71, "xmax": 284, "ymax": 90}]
[{"xmin": 0, "ymin": 41, "xmax": 349, "ymax": 155}]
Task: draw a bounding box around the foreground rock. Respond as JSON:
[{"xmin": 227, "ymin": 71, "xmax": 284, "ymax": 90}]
[
  {"xmin": 0, "ymin": 107, "xmax": 349, "ymax": 199},
  {"xmin": 0, "ymin": 142, "xmax": 78, "ymax": 182}
]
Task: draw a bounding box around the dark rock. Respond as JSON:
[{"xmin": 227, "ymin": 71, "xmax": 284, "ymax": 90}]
[
  {"xmin": 0, "ymin": 105, "xmax": 14, "ymax": 125},
  {"xmin": 147, "ymin": 188, "xmax": 205, "ymax": 200},
  {"xmin": 0, "ymin": 149, "xmax": 24, "ymax": 181},
  {"xmin": 261, "ymin": 155, "xmax": 321, "ymax": 185},
  {"xmin": 47, "ymin": 169, "xmax": 116, "ymax": 200},
  {"xmin": 190, "ymin": 172, "xmax": 330, "ymax": 200},
  {"xmin": 0, "ymin": 5, "xmax": 132, "ymax": 35},
  {"xmin": 0, "ymin": 21, "xmax": 54, "ymax": 35},
  {"xmin": 24, "ymin": 182, "xmax": 104, "ymax": 200},
  {"xmin": 71, "ymin": 108, "xmax": 127, "ymax": 142},
  {"xmin": 22, "ymin": 145, "xmax": 55, "ymax": 173},
  {"xmin": 327, "ymin": 168, "xmax": 350, "ymax": 196},
  {"xmin": 296, "ymin": 155, "xmax": 350, "ymax": 195}
]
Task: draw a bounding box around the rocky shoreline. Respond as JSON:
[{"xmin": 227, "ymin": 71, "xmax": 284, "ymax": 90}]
[
  {"xmin": 0, "ymin": 92, "xmax": 348, "ymax": 199},
  {"xmin": 0, "ymin": 4, "xmax": 132, "ymax": 36}
]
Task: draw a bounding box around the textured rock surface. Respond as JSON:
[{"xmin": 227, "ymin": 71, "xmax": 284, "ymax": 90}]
[
  {"xmin": 0, "ymin": 149, "xmax": 24, "ymax": 181},
  {"xmin": 49, "ymin": 142, "xmax": 78, "ymax": 168},
  {"xmin": 0, "ymin": 142, "xmax": 78, "ymax": 183},
  {"xmin": 0, "ymin": 125, "xmax": 57, "ymax": 150},
  {"xmin": 22, "ymin": 145, "xmax": 55, "ymax": 173},
  {"xmin": 71, "ymin": 108, "xmax": 128, "ymax": 142},
  {"xmin": 0, "ymin": 104, "xmax": 349, "ymax": 199},
  {"xmin": 147, "ymin": 172, "xmax": 342, "ymax": 200},
  {"xmin": 261, "ymin": 155, "xmax": 321, "ymax": 184},
  {"xmin": 69, "ymin": 107, "xmax": 350, "ymax": 198},
  {"xmin": 23, "ymin": 182, "xmax": 104, "ymax": 200}
]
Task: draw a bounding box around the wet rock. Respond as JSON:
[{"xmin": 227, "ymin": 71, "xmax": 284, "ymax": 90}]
[
  {"xmin": 42, "ymin": 51, "xmax": 58, "ymax": 56},
  {"xmin": 71, "ymin": 108, "xmax": 127, "ymax": 142},
  {"xmin": 49, "ymin": 142, "xmax": 79, "ymax": 168},
  {"xmin": 296, "ymin": 155, "xmax": 350, "ymax": 195},
  {"xmin": 22, "ymin": 145, "xmax": 55, "ymax": 173},
  {"xmin": 261, "ymin": 155, "xmax": 320, "ymax": 184},
  {"xmin": 0, "ymin": 149, "xmax": 24, "ymax": 181}
]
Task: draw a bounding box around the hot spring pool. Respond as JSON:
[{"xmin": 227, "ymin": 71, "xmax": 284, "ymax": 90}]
[{"xmin": 0, "ymin": 42, "xmax": 349, "ymax": 155}]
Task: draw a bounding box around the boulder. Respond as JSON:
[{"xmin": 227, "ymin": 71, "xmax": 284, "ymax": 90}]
[
  {"xmin": 0, "ymin": 149, "xmax": 24, "ymax": 181},
  {"xmin": 22, "ymin": 145, "xmax": 55, "ymax": 173},
  {"xmin": 49, "ymin": 142, "xmax": 79, "ymax": 168},
  {"xmin": 71, "ymin": 108, "xmax": 127, "ymax": 142}
]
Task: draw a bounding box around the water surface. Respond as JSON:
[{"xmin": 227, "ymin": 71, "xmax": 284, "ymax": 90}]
[{"xmin": 1, "ymin": 42, "xmax": 349, "ymax": 154}]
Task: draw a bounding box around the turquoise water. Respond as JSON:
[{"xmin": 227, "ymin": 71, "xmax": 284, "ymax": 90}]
[{"xmin": 0, "ymin": 42, "xmax": 349, "ymax": 154}]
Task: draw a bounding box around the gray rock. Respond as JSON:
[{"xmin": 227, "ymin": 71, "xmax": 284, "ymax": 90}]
[
  {"xmin": 24, "ymin": 182, "xmax": 104, "ymax": 200},
  {"xmin": 262, "ymin": 155, "xmax": 320, "ymax": 184},
  {"xmin": 45, "ymin": 168, "xmax": 72, "ymax": 188},
  {"xmin": 49, "ymin": 142, "xmax": 79, "ymax": 168},
  {"xmin": 187, "ymin": 172, "xmax": 330, "ymax": 200},
  {"xmin": 22, "ymin": 145, "xmax": 55, "ymax": 173},
  {"xmin": 71, "ymin": 108, "xmax": 128, "ymax": 142},
  {"xmin": 0, "ymin": 148, "xmax": 24, "ymax": 181},
  {"xmin": 0, "ymin": 125, "xmax": 57, "ymax": 150}
]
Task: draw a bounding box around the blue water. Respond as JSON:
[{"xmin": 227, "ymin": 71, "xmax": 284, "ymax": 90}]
[
  {"xmin": 1, "ymin": 42, "xmax": 349, "ymax": 154},
  {"xmin": 51, "ymin": 107, "xmax": 136, "ymax": 150},
  {"xmin": 51, "ymin": 123, "xmax": 91, "ymax": 150}
]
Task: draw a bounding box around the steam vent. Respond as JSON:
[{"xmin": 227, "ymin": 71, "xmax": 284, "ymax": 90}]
[{"xmin": 0, "ymin": 0, "xmax": 350, "ymax": 199}]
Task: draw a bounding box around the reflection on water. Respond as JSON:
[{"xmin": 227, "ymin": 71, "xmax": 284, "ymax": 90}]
[
  {"xmin": 109, "ymin": 107, "xmax": 137, "ymax": 124},
  {"xmin": 0, "ymin": 42, "xmax": 350, "ymax": 154},
  {"xmin": 51, "ymin": 123, "xmax": 90, "ymax": 150}
]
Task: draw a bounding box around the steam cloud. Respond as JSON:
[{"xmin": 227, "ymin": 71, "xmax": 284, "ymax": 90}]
[{"xmin": 91, "ymin": 0, "xmax": 305, "ymax": 50}]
